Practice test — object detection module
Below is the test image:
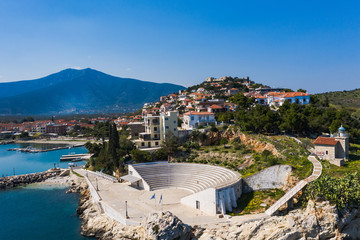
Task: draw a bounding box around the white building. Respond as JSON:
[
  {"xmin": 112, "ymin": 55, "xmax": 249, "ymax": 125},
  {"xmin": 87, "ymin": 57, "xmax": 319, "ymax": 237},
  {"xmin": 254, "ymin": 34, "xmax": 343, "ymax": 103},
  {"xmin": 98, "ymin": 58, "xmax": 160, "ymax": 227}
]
[
  {"xmin": 123, "ymin": 162, "xmax": 242, "ymax": 216},
  {"xmin": 181, "ymin": 111, "xmax": 216, "ymax": 130},
  {"xmin": 267, "ymin": 92, "xmax": 310, "ymax": 107},
  {"xmin": 134, "ymin": 111, "xmax": 179, "ymax": 150}
]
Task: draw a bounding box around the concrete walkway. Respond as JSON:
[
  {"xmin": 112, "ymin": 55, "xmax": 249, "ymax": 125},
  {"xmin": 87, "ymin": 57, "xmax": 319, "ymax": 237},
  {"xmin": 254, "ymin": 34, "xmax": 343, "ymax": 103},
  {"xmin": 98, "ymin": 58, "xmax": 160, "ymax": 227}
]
[
  {"xmin": 75, "ymin": 169, "xmax": 234, "ymax": 226},
  {"xmin": 265, "ymin": 155, "xmax": 322, "ymax": 216}
]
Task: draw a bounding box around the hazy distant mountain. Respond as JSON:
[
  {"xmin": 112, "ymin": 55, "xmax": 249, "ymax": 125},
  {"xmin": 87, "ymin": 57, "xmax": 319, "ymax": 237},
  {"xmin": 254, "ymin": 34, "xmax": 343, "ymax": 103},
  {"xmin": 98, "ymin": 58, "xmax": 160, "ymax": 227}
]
[{"xmin": 0, "ymin": 68, "xmax": 185, "ymax": 115}]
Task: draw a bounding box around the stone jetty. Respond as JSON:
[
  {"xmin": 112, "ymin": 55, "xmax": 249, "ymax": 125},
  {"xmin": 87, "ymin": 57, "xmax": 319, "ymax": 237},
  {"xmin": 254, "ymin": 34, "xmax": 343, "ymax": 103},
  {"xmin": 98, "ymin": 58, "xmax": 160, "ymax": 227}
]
[{"xmin": 0, "ymin": 169, "xmax": 61, "ymax": 189}]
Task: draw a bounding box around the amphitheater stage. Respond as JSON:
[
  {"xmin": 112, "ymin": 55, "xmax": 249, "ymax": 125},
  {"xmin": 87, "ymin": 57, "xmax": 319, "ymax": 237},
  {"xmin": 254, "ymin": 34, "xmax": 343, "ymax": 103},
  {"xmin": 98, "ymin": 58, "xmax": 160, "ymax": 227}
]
[{"xmin": 76, "ymin": 169, "xmax": 232, "ymax": 226}]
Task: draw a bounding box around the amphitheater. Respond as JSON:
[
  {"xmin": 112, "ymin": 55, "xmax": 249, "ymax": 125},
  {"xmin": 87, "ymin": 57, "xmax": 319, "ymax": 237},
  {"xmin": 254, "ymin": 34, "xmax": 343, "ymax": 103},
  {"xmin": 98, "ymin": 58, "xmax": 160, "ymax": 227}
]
[{"xmin": 123, "ymin": 162, "xmax": 242, "ymax": 215}]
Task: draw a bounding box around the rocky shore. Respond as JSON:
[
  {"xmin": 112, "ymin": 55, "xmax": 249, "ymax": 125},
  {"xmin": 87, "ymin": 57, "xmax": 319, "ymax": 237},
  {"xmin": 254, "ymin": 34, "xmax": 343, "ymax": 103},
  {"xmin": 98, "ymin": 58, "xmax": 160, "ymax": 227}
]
[
  {"xmin": 67, "ymin": 177, "xmax": 194, "ymax": 240},
  {"xmin": 0, "ymin": 169, "xmax": 61, "ymax": 189},
  {"xmin": 65, "ymin": 173, "xmax": 360, "ymax": 240},
  {"xmin": 199, "ymin": 201, "xmax": 360, "ymax": 239}
]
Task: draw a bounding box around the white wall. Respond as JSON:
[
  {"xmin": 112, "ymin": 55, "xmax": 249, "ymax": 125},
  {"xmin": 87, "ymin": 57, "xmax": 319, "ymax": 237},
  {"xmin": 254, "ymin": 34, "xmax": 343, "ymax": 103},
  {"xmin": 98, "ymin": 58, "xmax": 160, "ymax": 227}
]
[
  {"xmin": 180, "ymin": 188, "xmax": 217, "ymax": 215},
  {"xmin": 128, "ymin": 165, "xmax": 150, "ymax": 190},
  {"xmin": 243, "ymin": 165, "xmax": 292, "ymax": 193}
]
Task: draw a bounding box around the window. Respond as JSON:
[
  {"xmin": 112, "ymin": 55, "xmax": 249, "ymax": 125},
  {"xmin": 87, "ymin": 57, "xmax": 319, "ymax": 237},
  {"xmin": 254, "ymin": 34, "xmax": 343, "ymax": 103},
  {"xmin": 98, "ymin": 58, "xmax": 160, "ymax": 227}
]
[
  {"xmin": 326, "ymin": 151, "xmax": 328, "ymax": 155},
  {"xmin": 165, "ymin": 118, "xmax": 168, "ymax": 120},
  {"xmin": 141, "ymin": 142, "xmax": 145, "ymax": 146},
  {"xmin": 174, "ymin": 121, "xmax": 176, "ymax": 124},
  {"xmin": 191, "ymin": 117, "xmax": 194, "ymax": 121},
  {"xmin": 154, "ymin": 127, "xmax": 158, "ymax": 131},
  {"xmin": 166, "ymin": 126, "xmax": 169, "ymax": 129},
  {"xmin": 155, "ymin": 142, "xmax": 159, "ymax": 146},
  {"xmin": 174, "ymin": 128, "xmax": 177, "ymax": 131},
  {"xmin": 154, "ymin": 134, "xmax": 157, "ymax": 138}
]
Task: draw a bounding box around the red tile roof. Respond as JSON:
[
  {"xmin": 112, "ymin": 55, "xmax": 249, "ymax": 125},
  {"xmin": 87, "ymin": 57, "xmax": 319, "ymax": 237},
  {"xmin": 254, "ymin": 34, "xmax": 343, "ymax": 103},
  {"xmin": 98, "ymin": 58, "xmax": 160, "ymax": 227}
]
[
  {"xmin": 208, "ymin": 104, "xmax": 223, "ymax": 109},
  {"xmin": 283, "ymin": 92, "xmax": 310, "ymax": 97},
  {"xmin": 313, "ymin": 136, "xmax": 339, "ymax": 146},
  {"xmin": 184, "ymin": 111, "xmax": 214, "ymax": 116}
]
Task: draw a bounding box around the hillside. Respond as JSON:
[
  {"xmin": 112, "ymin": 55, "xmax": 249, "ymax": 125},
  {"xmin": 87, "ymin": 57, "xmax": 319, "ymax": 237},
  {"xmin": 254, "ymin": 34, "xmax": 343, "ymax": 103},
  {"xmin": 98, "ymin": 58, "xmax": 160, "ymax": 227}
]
[
  {"xmin": 316, "ymin": 89, "xmax": 360, "ymax": 112},
  {"xmin": 0, "ymin": 68, "xmax": 185, "ymax": 115}
]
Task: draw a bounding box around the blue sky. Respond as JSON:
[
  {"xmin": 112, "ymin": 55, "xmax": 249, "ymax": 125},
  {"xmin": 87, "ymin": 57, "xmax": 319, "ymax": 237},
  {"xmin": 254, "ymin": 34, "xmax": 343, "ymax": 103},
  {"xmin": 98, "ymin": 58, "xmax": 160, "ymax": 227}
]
[{"xmin": 0, "ymin": 0, "xmax": 359, "ymax": 93}]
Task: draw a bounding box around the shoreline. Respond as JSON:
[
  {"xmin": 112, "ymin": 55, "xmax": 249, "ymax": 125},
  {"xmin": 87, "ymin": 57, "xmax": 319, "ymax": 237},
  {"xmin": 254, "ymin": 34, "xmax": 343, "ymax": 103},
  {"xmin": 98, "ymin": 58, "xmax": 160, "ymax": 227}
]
[
  {"xmin": 15, "ymin": 139, "xmax": 88, "ymax": 145},
  {"xmin": 4, "ymin": 170, "xmax": 359, "ymax": 239}
]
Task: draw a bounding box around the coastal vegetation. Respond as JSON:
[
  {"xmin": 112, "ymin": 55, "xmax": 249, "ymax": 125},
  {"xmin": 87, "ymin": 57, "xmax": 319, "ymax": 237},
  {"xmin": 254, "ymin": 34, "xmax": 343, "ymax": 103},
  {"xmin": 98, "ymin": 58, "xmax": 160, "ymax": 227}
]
[
  {"xmin": 216, "ymin": 94, "xmax": 360, "ymax": 143},
  {"xmin": 303, "ymin": 172, "xmax": 360, "ymax": 210},
  {"xmin": 84, "ymin": 123, "xmax": 180, "ymax": 175}
]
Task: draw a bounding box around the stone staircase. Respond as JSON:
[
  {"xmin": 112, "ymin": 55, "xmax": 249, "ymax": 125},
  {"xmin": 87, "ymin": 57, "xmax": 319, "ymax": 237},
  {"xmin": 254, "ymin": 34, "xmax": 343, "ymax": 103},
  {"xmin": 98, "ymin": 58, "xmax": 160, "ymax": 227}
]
[{"xmin": 265, "ymin": 156, "xmax": 322, "ymax": 216}]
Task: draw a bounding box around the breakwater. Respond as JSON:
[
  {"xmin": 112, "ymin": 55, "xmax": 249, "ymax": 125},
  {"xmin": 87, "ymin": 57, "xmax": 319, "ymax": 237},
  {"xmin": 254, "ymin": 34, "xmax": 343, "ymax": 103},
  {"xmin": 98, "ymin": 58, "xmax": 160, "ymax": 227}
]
[
  {"xmin": 7, "ymin": 144, "xmax": 84, "ymax": 153},
  {"xmin": 0, "ymin": 169, "xmax": 61, "ymax": 189}
]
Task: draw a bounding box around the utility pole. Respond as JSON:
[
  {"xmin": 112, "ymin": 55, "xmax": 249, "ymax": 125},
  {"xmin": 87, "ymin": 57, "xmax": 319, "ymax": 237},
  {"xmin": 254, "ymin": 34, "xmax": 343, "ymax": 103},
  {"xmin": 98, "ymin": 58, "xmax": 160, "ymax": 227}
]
[
  {"xmin": 96, "ymin": 178, "xmax": 99, "ymax": 191},
  {"xmin": 125, "ymin": 201, "xmax": 129, "ymax": 219}
]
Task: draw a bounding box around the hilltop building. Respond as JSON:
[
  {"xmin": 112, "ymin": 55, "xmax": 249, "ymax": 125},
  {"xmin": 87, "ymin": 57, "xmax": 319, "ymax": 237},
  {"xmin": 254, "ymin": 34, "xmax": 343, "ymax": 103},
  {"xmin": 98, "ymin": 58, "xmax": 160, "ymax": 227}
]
[
  {"xmin": 246, "ymin": 91, "xmax": 311, "ymax": 107},
  {"xmin": 134, "ymin": 111, "xmax": 178, "ymax": 150},
  {"xmin": 181, "ymin": 111, "xmax": 216, "ymax": 130},
  {"xmin": 313, "ymin": 126, "xmax": 349, "ymax": 166}
]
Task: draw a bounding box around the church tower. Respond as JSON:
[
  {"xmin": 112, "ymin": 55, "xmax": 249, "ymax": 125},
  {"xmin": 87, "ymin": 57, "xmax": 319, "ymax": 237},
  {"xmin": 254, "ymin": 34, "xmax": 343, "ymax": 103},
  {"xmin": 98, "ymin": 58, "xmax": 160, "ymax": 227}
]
[{"xmin": 334, "ymin": 125, "xmax": 349, "ymax": 159}]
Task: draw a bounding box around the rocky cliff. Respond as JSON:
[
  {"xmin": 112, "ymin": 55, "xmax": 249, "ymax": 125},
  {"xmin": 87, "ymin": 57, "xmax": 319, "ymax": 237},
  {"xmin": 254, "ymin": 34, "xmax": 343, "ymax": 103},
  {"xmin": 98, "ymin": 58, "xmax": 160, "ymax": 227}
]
[
  {"xmin": 199, "ymin": 200, "xmax": 360, "ymax": 240},
  {"xmin": 200, "ymin": 128, "xmax": 280, "ymax": 156},
  {"xmin": 75, "ymin": 184, "xmax": 194, "ymax": 240},
  {"xmin": 71, "ymin": 174, "xmax": 360, "ymax": 240}
]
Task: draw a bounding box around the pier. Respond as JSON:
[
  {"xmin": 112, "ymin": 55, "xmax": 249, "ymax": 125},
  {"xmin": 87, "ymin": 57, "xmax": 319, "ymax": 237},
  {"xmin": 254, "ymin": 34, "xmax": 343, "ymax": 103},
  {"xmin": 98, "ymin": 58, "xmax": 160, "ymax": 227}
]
[{"xmin": 60, "ymin": 153, "xmax": 92, "ymax": 162}]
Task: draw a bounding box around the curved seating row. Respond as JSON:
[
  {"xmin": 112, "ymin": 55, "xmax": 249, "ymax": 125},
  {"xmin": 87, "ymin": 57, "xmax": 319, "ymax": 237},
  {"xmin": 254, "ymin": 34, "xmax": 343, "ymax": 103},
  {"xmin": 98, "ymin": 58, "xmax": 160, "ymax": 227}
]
[{"xmin": 132, "ymin": 162, "xmax": 241, "ymax": 193}]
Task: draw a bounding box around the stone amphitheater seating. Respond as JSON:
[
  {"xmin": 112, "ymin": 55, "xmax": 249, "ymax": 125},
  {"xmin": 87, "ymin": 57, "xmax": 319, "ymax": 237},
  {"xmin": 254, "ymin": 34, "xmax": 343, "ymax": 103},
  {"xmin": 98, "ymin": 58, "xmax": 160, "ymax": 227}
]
[{"xmin": 132, "ymin": 162, "xmax": 240, "ymax": 193}]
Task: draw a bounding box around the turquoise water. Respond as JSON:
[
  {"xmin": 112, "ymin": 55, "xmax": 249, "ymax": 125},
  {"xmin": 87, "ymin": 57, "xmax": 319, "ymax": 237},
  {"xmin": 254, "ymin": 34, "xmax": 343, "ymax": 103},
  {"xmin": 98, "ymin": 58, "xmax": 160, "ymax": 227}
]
[
  {"xmin": 0, "ymin": 185, "xmax": 89, "ymax": 240},
  {"xmin": 0, "ymin": 143, "xmax": 87, "ymax": 176},
  {"xmin": 0, "ymin": 143, "xmax": 91, "ymax": 239}
]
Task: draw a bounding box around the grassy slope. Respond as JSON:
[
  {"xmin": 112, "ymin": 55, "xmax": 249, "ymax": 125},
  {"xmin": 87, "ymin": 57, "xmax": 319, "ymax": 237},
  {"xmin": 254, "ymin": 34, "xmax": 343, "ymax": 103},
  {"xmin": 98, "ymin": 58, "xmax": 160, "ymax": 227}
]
[
  {"xmin": 316, "ymin": 88, "xmax": 360, "ymax": 117},
  {"xmin": 176, "ymin": 132, "xmax": 313, "ymax": 180}
]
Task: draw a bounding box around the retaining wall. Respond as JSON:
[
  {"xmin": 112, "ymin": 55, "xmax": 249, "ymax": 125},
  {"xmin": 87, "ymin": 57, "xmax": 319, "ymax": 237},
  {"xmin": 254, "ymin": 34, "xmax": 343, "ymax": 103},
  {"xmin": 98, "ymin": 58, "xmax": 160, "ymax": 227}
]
[{"xmin": 243, "ymin": 165, "xmax": 292, "ymax": 193}]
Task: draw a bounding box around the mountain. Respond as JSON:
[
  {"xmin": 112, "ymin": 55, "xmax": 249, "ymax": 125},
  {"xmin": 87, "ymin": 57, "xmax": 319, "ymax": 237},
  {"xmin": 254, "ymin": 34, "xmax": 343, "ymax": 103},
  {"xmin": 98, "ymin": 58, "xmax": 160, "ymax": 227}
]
[{"xmin": 0, "ymin": 68, "xmax": 185, "ymax": 115}]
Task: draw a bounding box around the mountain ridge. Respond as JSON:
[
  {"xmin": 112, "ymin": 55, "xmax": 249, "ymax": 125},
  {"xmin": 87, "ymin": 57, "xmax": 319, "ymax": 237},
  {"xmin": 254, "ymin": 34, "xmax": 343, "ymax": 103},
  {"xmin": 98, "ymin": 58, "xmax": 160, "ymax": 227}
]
[{"xmin": 0, "ymin": 68, "xmax": 185, "ymax": 115}]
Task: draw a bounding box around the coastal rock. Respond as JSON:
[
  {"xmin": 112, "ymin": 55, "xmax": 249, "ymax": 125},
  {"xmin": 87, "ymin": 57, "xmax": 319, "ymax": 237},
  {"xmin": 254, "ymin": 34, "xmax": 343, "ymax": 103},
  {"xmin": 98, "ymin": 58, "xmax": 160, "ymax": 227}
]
[
  {"xmin": 144, "ymin": 211, "xmax": 193, "ymax": 240},
  {"xmin": 0, "ymin": 170, "xmax": 60, "ymax": 189},
  {"xmin": 77, "ymin": 186, "xmax": 193, "ymax": 240},
  {"xmin": 75, "ymin": 174, "xmax": 360, "ymax": 240},
  {"xmin": 199, "ymin": 200, "xmax": 339, "ymax": 240}
]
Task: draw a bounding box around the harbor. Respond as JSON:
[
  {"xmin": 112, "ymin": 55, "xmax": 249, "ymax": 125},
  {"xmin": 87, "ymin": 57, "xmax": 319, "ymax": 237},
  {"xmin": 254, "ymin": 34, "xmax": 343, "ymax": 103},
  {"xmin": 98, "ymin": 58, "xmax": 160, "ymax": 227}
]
[{"xmin": 7, "ymin": 144, "xmax": 84, "ymax": 153}]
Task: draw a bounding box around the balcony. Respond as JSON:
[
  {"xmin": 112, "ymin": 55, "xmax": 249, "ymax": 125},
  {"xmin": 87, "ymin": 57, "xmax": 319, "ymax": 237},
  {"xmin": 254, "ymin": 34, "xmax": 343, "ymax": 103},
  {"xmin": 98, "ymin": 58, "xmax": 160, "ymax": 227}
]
[{"xmin": 139, "ymin": 133, "xmax": 151, "ymax": 141}]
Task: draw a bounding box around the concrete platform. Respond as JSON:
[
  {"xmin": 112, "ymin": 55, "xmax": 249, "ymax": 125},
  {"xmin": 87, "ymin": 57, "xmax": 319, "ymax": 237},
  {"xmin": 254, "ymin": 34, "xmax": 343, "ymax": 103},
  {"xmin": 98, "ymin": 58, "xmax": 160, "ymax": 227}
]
[{"xmin": 76, "ymin": 169, "xmax": 234, "ymax": 226}]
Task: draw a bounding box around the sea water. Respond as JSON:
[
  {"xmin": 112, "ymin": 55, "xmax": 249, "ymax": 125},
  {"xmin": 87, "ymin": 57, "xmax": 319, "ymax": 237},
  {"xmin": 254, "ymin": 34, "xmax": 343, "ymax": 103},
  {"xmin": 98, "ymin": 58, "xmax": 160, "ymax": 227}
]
[
  {"xmin": 0, "ymin": 143, "xmax": 87, "ymax": 176},
  {"xmin": 0, "ymin": 185, "xmax": 90, "ymax": 240},
  {"xmin": 0, "ymin": 143, "xmax": 91, "ymax": 239}
]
